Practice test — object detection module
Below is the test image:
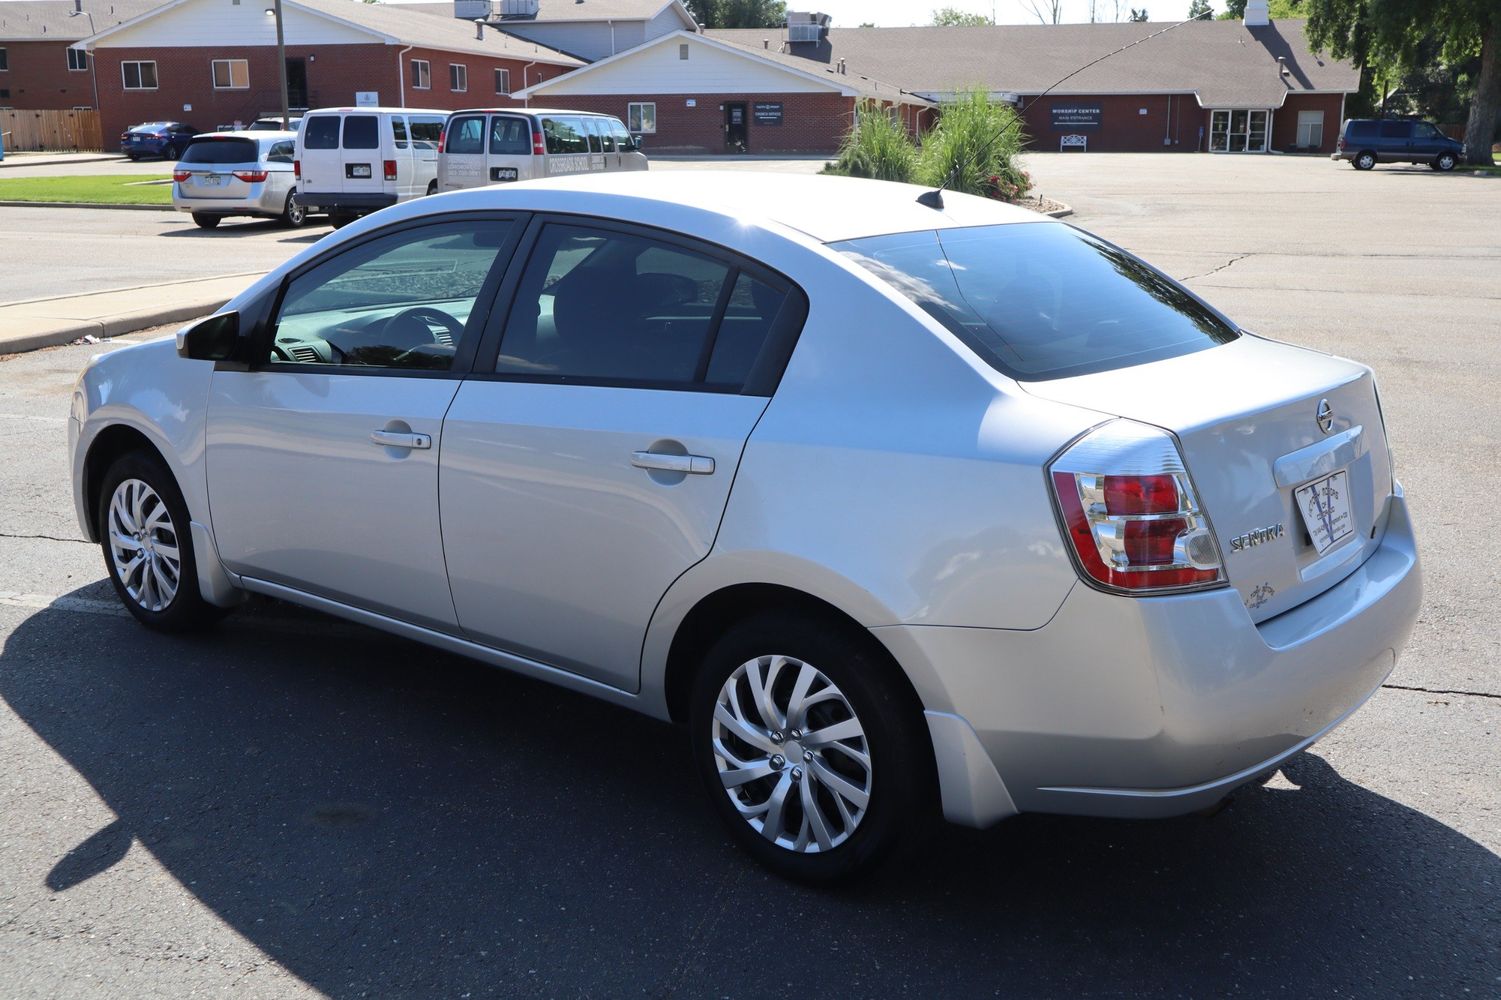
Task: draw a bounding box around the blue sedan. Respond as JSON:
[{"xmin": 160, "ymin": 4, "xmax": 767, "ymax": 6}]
[{"xmin": 120, "ymin": 122, "xmax": 199, "ymax": 161}]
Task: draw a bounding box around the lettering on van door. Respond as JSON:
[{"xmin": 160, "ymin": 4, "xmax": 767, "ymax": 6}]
[{"xmin": 549, "ymin": 155, "xmax": 593, "ymax": 174}]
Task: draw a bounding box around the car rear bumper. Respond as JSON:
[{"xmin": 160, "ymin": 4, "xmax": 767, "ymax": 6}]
[
  {"xmin": 172, "ymin": 187, "xmax": 285, "ymax": 216},
  {"xmin": 292, "ymin": 191, "xmax": 396, "ymax": 215},
  {"xmin": 877, "ymin": 485, "xmax": 1421, "ymax": 827}
]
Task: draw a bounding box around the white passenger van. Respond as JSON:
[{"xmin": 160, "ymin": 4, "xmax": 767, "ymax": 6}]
[
  {"xmin": 293, "ymin": 107, "xmax": 447, "ymax": 226},
  {"xmin": 437, "ymin": 108, "xmax": 648, "ymax": 192}
]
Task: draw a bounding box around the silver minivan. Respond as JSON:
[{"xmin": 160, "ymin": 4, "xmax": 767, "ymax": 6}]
[
  {"xmin": 437, "ymin": 108, "xmax": 647, "ymax": 192},
  {"xmin": 171, "ymin": 131, "xmax": 308, "ymax": 230}
]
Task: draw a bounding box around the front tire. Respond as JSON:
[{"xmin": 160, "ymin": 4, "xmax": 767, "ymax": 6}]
[
  {"xmin": 98, "ymin": 451, "xmax": 228, "ymax": 632},
  {"xmin": 1354, "ymin": 151, "xmax": 1376, "ymax": 170},
  {"xmin": 425, "ymin": 180, "xmax": 438, "ymax": 197},
  {"xmin": 329, "ymin": 213, "xmax": 355, "ymax": 229},
  {"xmin": 1435, "ymin": 152, "xmax": 1457, "ymax": 172},
  {"xmin": 191, "ymin": 213, "xmax": 220, "ymax": 230},
  {"xmin": 688, "ymin": 611, "xmax": 932, "ymax": 883}
]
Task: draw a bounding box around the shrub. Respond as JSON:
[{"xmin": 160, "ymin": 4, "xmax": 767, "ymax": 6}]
[
  {"xmin": 916, "ymin": 89, "xmax": 1032, "ymax": 202},
  {"xmin": 829, "ymin": 101, "xmax": 919, "ymax": 183}
]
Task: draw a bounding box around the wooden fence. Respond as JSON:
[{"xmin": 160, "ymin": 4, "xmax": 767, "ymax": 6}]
[{"xmin": 0, "ymin": 109, "xmax": 104, "ymax": 153}]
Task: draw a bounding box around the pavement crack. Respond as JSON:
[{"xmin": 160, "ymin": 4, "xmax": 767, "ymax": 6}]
[
  {"xmin": 1183, "ymin": 253, "xmax": 1251, "ymax": 281},
  {"xmin": 0, "ymin": 531, "xmax": 90, "ymax": 544},
  {"xmin": 1382, "ymin": 683, "xmax": 1501, "ymax": 701}
]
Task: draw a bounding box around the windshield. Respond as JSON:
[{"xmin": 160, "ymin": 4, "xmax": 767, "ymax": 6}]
[
  {"xmin": 833, "ymin": 223, "xmax": 1238, "ymax": 381},
  {"xmin": 181, "ymin": 138, "xmax": 260, "ymax": 164}
]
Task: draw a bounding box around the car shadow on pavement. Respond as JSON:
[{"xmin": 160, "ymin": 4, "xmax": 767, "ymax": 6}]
[{"xmin": 3, "ymin": 591, "xmax": 1497, "ymax": 997}]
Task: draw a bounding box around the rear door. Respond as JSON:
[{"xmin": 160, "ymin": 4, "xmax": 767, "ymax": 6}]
[
  {"xmin": 1378, "ymin": 119, "xmax": 1412, "ymax": 160},
  {"xmin": 337, "ymin": 113, "xmax": 384, "ymax": 199},
  {"xmin": 297, "ymin": 114, "xmax": 344, "ymax": 194},
  {"xmin": 176, "ymin": 135, "xmax": 261, "ymax": 202},
  {"xmin": 390, "ymin": 114, "xmax": 417, "ymax": 200},
  {"xmin": 439, "ymin": 113, "xmax": 486, "ymax": 191},
  {"xmin": 485, "ymin": 113, "xmax": 533, "ymax": 183},
  {"xmin": 439, "ymin": 218, "xmax": 802, "ymax": 689}
]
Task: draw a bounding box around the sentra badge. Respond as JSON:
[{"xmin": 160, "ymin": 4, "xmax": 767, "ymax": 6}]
[{"xmin": 1229, "ymin": 523, "xmax": 1285, "ymax": 552}]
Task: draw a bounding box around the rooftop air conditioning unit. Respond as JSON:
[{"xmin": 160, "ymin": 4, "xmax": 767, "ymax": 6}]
[
  {"xmin": 788, "ymin": 23, "xmax": 821, "ymax": 42},
  {"xmin": 499, "ymin": 0, "xmax": 540, "ymax": 17},
  {"xmin": 453, "ymin": 0, "xmax": 491, "ymax": 18}
]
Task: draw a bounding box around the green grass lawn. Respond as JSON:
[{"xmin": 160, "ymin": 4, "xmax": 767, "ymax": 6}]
[{"xmin": 0, "ymin": 174, "xmax": 173, "ymax": 205}]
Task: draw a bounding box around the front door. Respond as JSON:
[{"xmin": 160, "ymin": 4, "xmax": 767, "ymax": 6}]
[
  {"xmin": 1209, "ymin": 109, "xmax": 1268, "ymax": 152},
  {"xmin": 285, "ymin": 57, "xmax": 308, "ymax": 111},
  {"xmin": 440, "ymin": 218, "xmax": 795, "ymax": 689},
  {"xmin": 206, "ymin": 216, "xmax": 521, "ymax": 630},
  {"xmin": 724, "ymin": 102, "xmax": 748, "ymax": 152}
]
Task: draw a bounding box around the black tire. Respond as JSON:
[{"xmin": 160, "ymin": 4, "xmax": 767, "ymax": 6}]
[
  {"xmin": 282, "ymin": 191, "xmax": 307, "ymax": 228},
  {"xmin": 162, "ymin": 143, "xmax": 179, "ymax": 161},
  {"xmin": 191, "ymin": 213, "xmax": 220, "ymax": 230},
  {"xmin": 425, "ymin": 180, "xmax": 438, "ymax": 197},
  {"xmin": 125, "ymin": 153, "xmax": 139, "ymax": 162},
  {"xmin": 330, "ymin": 213, "xmax": 355, "ymax": 229},
  {"xmin": 1435, "ymin": 152, "xmax": 1457, "ymax": 172},
  {"xmin": 97, "ymin": 450, "xmax": 230, "ymax": 632},
  {"xmin": 1354, "ymin": 151, "xmax": 1376, "ymax": 171},
  {"xmin": 688, "ymin": 611, "xmax": 933, "ymax": 884}
]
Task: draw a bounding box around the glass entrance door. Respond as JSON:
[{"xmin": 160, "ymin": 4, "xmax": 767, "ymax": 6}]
[{"xmin": 1209, "ymin": 109, "xmax": 1268, "ymax": 152}]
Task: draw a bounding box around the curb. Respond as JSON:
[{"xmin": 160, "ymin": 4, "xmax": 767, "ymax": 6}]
[
  {"xmin": 0, "ymin": 200, "xmax": 174, "ymax": 212},
  {"xmin": 1, "ymin": 298, "xmax": 230, "ymax": 356},
  {"xmin": 0, "ymin": 154, "xmax": 124, "ymax": 169},
  {"xmin": 1045, "ymin": 203, "xmax": 1074, "ymax": 219}
]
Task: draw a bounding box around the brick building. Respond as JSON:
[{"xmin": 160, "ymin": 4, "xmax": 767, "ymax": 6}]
[
  {"xmin": 78, "ymin": 0, "xmax": 582, "ymax": 142},
  {"xmin": 0, "ymin": 0, "xmax": 157, "ymax": 111}
]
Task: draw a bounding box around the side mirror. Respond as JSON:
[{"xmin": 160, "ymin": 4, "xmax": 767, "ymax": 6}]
[
  {"xmin": 630, "ymin": 134, "xmax": 643, "ymax": 151},
  {"xmin": 176, "ymin": 311, "xmax": 242, "ymax": 362}
]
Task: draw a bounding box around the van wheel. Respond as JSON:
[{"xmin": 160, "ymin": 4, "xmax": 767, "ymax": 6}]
[
  {"xmin": 330, "ymin": 213, "xmax": 355, "ymax": 229},
  {"xmin": 425, "ymin": 180, "xmax": 438, "ymax": 197},
  {"xmin": 1435, "ymin": 152, "xmax": 1457, "ymax": 172},
  {"xmin": 1353, "ymin": 151, "xmax": 1376, "ymax": 170},
  {"xmin": 688, "ymin": 611, "xmax": 932, "ymax": 884},
  {"xmin": 281, "ymin": 192, "xmax": 307, "ymax": 228},
  {"xmin": 191, "ymin": 213, "xmax": 220, "ymax": 230}
]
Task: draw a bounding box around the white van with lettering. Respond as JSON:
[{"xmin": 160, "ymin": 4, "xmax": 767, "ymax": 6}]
[
  {"xmin": 437, "ymin": 108, "xmax": 648, "ymax": 192},
  {"xmin": 293, "ymin": 107, "xmax": 447, "ymax": 227}
]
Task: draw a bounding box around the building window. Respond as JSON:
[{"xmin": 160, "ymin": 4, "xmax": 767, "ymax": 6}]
[
  {"xmin": 211, "ymin": 58, "xmax": 249, "ymax": 90},
  {"xmin": 411, "ymin": 59, "xmax": 430, "ymax": 90},
  {"xmin": 494, "ymin": 67, "xmax": 510, "ymax": 95},
  {"xmin": 0, "ymin": 48, "xmax": 8, "ymax": 72},
  {"xmin": 121, "ymin": 61, "xmax": 158, "ymax": 90},
  {"xmin": 627, "ymin": 101, "xmax": 656, "ymax": 134},
  {"xmin": 1296, "ymin": 109, "xmax": 1325, "ymax": 149},
  {"xmin": 67, "ymin": 48, "xmax": 89, "ymax": 72},
  {"xmin": 679, "ymin": 43, "xmax": 689, "ymax": 59},
  {"xmin": 449, "ymin": 63, "xmax": 467, "ymax": 92}
]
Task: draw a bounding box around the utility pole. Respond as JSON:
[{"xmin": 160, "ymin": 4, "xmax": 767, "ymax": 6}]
[{"xmin": 268, "ymin": 0, "xmax": 290, "ymax": 128}]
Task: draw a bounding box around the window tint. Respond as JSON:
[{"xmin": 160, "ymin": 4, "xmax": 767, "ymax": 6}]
[
  {"xmin": 391, "ymin": 116, "xmax": 408, "ymax": 149},
  {"xmin": 498, "ymin": 224, "xmax": 778, "ymax": 387},
  {"xmin": 609, "ymin": 118, "xmax": 632, "ymax": 150},
  {"xmin": 490, "ymin": 116, "xmax": 531, "ymax": 155},
  {"xmin": 582, "ymin": 117, "xmax": 603, "ymax": 153},
  {"xmin": 342, "ymin": 115, "xmax": 379, "ymax": 149},
  {"xmin": 1378, "ymin": 120, "xmax": 1410, "ymax": 139},
  {"xmin": 267, "ymin": 140, "xmax": 294, "ymax": 163},
  {"xmin": 409, "ymin": 117, "xmax": 443, "ymax": 148},
  {"xmin": 591, "ymin": 117, "xmax": 615, "ymax": 153},
  {"xmin": 542, "ymin": 117, "xmax": 587, "ymax": 154},
  {"xmin": 446, "ymin": 115, "xmax": 485, "ymax": 155},
  {"xmin": 181, "ymin": 138, "xmax": 258, "ymax": 164},
  {"xmin": 271, "ymin": 221, "xmax": 515, "ymax": 372},
  {"xmin": 1415, "ymin": 122, "xmax": 1444, "ymax": 139},
  {"xmin": 303, "ymin": 116, "xmax": 339, "ymax": 150},
  {"xmin": 834, "ymin": 224, "xmax": 1238, "ymax": 381},
  {"xmin": 1346, "ymin": 121, "xmax": 1375, "ymax": 140}
]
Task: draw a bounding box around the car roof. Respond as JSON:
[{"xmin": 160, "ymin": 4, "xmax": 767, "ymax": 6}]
[
  {"xmin": 436, "ymin": 170, "xmax": 1048, "ymax": 244},
  {"xmin": 448, "ymin": 107, "xmax": 617, "ymax": 117},
  {"xmin": 303, "ymin": 107, "xmax": 446, "ymax": 115},
  {"xmin": 191, "ymin": 130, "xmax": 295, "ymax": 140}
]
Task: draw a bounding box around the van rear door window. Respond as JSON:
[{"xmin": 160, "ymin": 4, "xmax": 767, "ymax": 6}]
[
  {"xmin": 447, "ymin": 115, "xmax": 485, "ymax": 155},
  {"xmin": 303, "ymin": 116, "xmax": 339, "ymax": 150},
  {"xmin": 489, "ymin": 116, "xmax": 531, "ymax": 155},
  {"xmin": 342, "ymin": 115, "xmax": 379, "ymax": 149}
]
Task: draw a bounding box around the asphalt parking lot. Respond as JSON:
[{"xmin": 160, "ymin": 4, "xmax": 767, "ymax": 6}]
[{"xmin": 1, "ymin": 154, "xmax": 1498, "ymax": 998}]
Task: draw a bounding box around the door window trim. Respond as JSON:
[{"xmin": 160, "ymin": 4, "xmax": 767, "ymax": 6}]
[
  {"xmin": 468, "ymin": 212, "xmax": 808, "ymax": 397},
  {"xmin": 245, "ymin": 211, "xmax": 532, "ymax": 380}
]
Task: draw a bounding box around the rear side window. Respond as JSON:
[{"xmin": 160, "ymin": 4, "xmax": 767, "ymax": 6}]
[
  {"xmin": 1378, "ymin": 120, "xmax": 1410, "ymax": 139},
  {"xmin": 489, "ymin": 116, "xmax": 531, "ymax": 155},
  {"xmin": 303, "ymin": 116, "xmax": 339, "ymax": 149},
  {"xmin": 410, "ymin": 117, "xmax": 444, "ymax": 149},
  {"xmin": 834, "ymin": 224, "xmax": 1238, "ymax": 381},
  {"xmin": 181, "ymin": 138, "xmax": 259, "ymax": 164},
  {"xmin": 342, "ymin": 115, "xmax": 379, "ymax": 149},
  {"xmin": 267, "ymin": 140, "xmax": 294, "ymax": 163},
  {"xmin": 447, "ymin": 115, "xmax": 485, "ymax": 155},
  {"xmin": 542, "ymin": 117, "xmax": 587, "ymax": 154},
  {"xmin": 582, "ymin": 118, "xmax": 603, "ymax": 153}
]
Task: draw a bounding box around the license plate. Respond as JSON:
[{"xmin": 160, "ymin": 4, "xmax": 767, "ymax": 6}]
[
  {"xmin": 1294, "ymin": 470, "xmax": 1354, "ymax": 554},
  {"xmin": 203, "ymin": 173, "xmax": 227, "ymax": 187},
  {"xmin": 348, "ymin": 163, "xmax": 372, "ymax": 178},
  {"xmin": 490, "ymin": 166, "xmax": 519, "ymax": 182}
]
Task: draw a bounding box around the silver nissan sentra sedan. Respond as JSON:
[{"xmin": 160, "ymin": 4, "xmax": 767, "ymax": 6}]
[{"xmin": 69, "ymin": 172, "xmax": 1422, "ymax": 882}]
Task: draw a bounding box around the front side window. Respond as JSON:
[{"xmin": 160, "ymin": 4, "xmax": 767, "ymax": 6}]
[
  {"xmin": 302, "ymin": 115, "xmax": 339, "ymax": 149},
  {"xmin": 211, "ymin": 58, "xmax": 249, "ymax": 90},
  {"xmin": 67, "ymin": 48, "xmax": 88, "ymax": 72},
  {"xmin": 609, "ymin": 118, "xmax": 632, "ymax": 150},
  {"xmin": 446, "ymin": 115, "xmax": 485, "ymax": 155},
  {"xmin": 494, "ymin": 67, "xmax": 510, "ymax": 95},
  {"xmin": 341, "ymin": 115, "xmax": 378, "ymax": 149},
  {"xmin": 496, "ymin": 224, "xmax": 785, "ymax": 390},
  {"xmin": 122, "ymin": 61, "xmax": 158, "ymax": 90},
  {"xmin": 489, "ymin": 116, "xmax": 530, "ymax": 155},
  {"xmin": 627, "ymin": 102, "xmax": 656, "ymax": 134},
  {"xmin": 834, "ymin": 224, "xmax": 1238, "ymax": 381},
  {"xmin": 270, "ymin": 221, "xmax": 515, "ymax": 372},
  {"xmin": 449, "ymin": 63, "xmax": 467, "ymax": 92},
  {"xmin": 1415, "ymin": 122, "xmax": 1444, "ymax": 139}
]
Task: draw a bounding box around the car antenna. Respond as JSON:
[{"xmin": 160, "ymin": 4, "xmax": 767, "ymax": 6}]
[{"xmin": 915, "ymin": 10, "xmax": 1213, "ymax": 210}]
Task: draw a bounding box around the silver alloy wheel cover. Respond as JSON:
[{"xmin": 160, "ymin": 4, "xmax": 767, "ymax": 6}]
[
  {"xmin": 107, "ymin": 478, "xmax": 182, "ymax": 613},
  {"xmin": 711, "ymin": 654, "xmax": 873, "ymax": 853}
]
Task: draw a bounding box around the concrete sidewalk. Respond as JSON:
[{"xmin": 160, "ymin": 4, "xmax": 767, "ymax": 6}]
[
  {"xmin": 0, "ymin": 272, "xmax": 262, "ymax": 355},
  {"xmin": 0, "ymin": 152, "xmax": 124, "ymax": 169}
]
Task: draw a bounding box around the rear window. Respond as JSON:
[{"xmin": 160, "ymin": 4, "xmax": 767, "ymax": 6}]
[
  {"xmin": 446, "ymin": 115, "xmax": 485, "ymax": 155},
  {"xmin": 303, "ymin": 116, "xmax": 340, "ymax": 149},
  {"xmin": 834, "ymin": 224, "xmax": 1238, "ymax": 381},
  {"xmin": 490, "ymin": 116, "xmax": 531, "ymax": 155},
  {"xmin": 181, "ymin": 137, "xmax": 259, "ymax": 164},
  {"xmin": 1346, "ymin": 121, "xmax": 1375, "ymax": 140},
  {"xmin": 342, "ymin": 115, "xmax": 379, "ymax": 149}
]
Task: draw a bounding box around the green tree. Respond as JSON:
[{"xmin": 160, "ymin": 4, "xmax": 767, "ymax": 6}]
[
  {"xmin": 1302, "ymin": 0, "xmax": 1500, "ymax": 165},
  {"xmin": 931, "ymin": 7, "xmax": 993, "ymax": 26},
  {"xmin": 1129, "ymin": 8, "xmax": 1149, "ymax": 21},
  {"xmin": 1188, "ymin": 0, "xmax": 1213, "ymax": 17},
  {"xmin": 1217, "ymin": 0, "xmax": 1303, "ymax": 18},
  {"xmin": 684, "ymin": 0, "xmax": 787, "ymax": 28}
]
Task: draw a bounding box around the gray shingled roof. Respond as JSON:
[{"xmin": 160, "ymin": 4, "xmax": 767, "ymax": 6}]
[
  {"xmin": 494, "ymin": 0, "xmax": 686, "ymax": 22},
  {"xmin": 291, "ymin": 0, "xmax": 585, "ymax": 62},
  {"xmin": 0, "ymin": 0, "xmax": 163, "ymax": 41},
  {"xmin": 712, "ymin": 34, "xmax": 932, "ymax": 105},
  {"xmin": 707, "ymin": 19, "xmax": 1358, "ymax": 108}
]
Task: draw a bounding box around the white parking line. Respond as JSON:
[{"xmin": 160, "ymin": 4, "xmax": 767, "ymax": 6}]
[{"xmin": 0, "ymin": 413, "xmax": 68, "ymax": 423}]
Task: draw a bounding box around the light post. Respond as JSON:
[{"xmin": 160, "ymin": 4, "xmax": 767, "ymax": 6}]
[
  {"xmin": 264, "ymin": 1, "xmax": 290, "ymax": 129},
  {"xmin": 67, "ymin": 1, "xmax": 99, "ymax": 117}
]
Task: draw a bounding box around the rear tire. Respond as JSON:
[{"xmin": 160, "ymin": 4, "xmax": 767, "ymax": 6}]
[
  {"xmin": 281, "ymin": 192, "xmax": 307, "ymax": 228},
  {"xmin": 1353, "ymin": 151, "xmax": 1376, "ymax": 170},
  {"xmin": 330, "ymin": 213, "xmax": 355, "ymax": 229},
  {"xmin": 97, "ymin": 450, "xmax": 229, "ymax": 632},
  {"xmin": 162, "ymin": 143, "xmax": 179, "ymax": 161},
  {"xmin": 1435, "ymin": 152, "xmax": 1457, "ymax": 172},
  {"xmin": 425, "ymin": 180, "xmax": 438, "ymax": 197},
  {"xmin": 688, "ymin": 611, "xmax": 932, "ymax": 884},
  {"xmin": 191, "ymin": 213, "xmax": 220, "ymax": 230}
]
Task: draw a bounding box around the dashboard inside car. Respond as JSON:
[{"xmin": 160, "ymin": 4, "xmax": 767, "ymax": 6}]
[{"xmin": 270, "ymin": 299, "xmax": 473, "ymax": 371}]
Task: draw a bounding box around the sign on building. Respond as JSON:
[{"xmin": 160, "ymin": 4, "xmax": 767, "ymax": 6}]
[
  {"xmin": 753, "ymin": 102, "xmax": 784, "ymax": 126},
  {"xmin": 355, "ymin": 91, "xmax": 379, "ymax": 107},
  {"xmin": 1050, "ymin": 104, "xmax": 1101, "ymax": 130}
]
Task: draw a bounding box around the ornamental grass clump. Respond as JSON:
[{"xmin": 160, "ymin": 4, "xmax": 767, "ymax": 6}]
[
  {"xmin": 916, "ymin": 88, "xmax": 1032, "ymax": 202},
  {"xmin": 829, "ymin": 101, "xmax": 919, "ymax": 183}
]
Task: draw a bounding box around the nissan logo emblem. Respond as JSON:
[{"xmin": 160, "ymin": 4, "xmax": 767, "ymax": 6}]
[{"xmin": 1316, "ymin": 398, "xmax": 1334, "ymax": 434}]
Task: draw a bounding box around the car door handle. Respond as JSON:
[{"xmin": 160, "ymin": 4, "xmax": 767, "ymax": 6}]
[
  {"xmin": 371, "ymin": 430, "xmax": 432, "ymax": 450},
  {"xmin": 631, "ymin": 451, "xmax": 714, "ymax": 475}
]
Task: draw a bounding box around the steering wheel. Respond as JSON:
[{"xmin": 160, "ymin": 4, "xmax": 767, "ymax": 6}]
[{"xmin": 383, "ymin": 306, "xmax": 465, "ymax": 351}]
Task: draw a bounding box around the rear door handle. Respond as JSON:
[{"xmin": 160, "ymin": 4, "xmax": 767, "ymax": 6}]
[
  {"xmin": 371, "ymin": 430, "xmax": 432, "ymax": 450},
  {"xmin": 631, "ymin": 451, "xmax": 714, "ymax": 475}
]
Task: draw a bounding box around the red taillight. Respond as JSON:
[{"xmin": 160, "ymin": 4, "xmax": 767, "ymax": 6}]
[
  {"xmin": 293, "ymin": 158, "xmax": 301, "ymax": 179},
  {"xmin": 1050, "ymin": 422, "xmax": 1225, "ymax": 594},
  {"xmin": 383, "ymin": 159, "xmax": 398, "ymax": 181},
  {"xmin": 532, "ymin": 131, "xmax": 546, "ymax": 155},
  {"xmin": 172, "ymin": 169, "xmax": 190, "ymax": 183},
  {"xmin": 232, "ymin": 170, "xmax": 269, "ymax": 182},
  {"xmin": 437, "ymin": 128, "xmax": 447, "ymax": 154}
]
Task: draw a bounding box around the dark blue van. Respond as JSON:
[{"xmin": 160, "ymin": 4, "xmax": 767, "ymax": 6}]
[{"xmin": 1333, "ymin": 118, "xmax": 1464, "ymax": 171}]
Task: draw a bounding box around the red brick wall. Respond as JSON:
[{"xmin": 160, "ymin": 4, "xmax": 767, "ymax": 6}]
[
  {"xmin": 1020, "ymin": 93, "xmax": 1201, "ymax": 153},
  {"xmin": 396, "ymin": 46, "xmax": 572, "ymax": 113},
  {"xmin": 0, "ymin": 40, "xmax": 97, "ymax": 110},
  {"xmin": 1271, "ymin": 92, "xmax": 1345, "ymax": 154},
  {"xmin": 527, "ymin": 91, "xmax": 858, "ymax": 154}
]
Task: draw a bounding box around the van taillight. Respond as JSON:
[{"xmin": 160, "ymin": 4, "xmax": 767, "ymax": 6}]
[
  {"xmin": 293, "ymin": 158, "xmax": 301, "ymax": 179},
  {"xmin": 437, "ymin": 128, "xmax": 447, "ymax": 154},
  {"xmin": 384, "ymin": 159, "xmax": 398, "ymax": 181},
  {"xmin": 1049, "ymin": 421, "xmax": 1225, "ymax": 594},
  {"xmin": 532, "ymin": 131, "xmax": 546, "ymax": 155}
]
